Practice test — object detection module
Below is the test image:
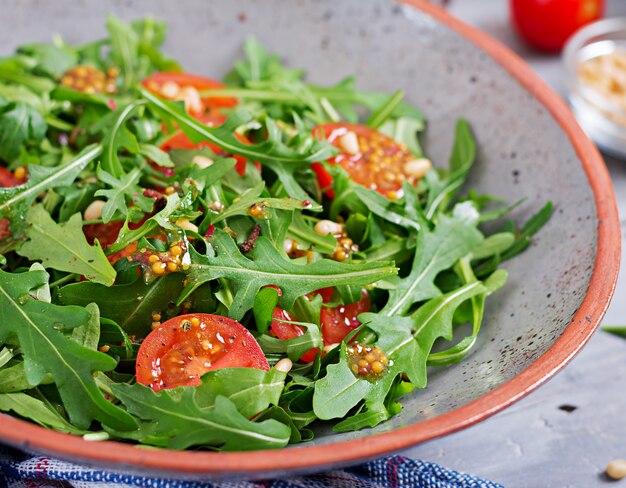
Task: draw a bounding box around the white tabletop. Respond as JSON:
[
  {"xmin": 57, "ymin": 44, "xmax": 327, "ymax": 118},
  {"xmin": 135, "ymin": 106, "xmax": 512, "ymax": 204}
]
[{"xmin": 403, "ymin": 1, "xmax": 626, "ymax": 486}]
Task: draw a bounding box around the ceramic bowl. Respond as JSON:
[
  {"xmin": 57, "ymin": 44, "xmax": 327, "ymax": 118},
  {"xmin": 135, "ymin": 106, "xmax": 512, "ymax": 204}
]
[{"xmin": 0, "ymin": 0, "xmax": 620, "ymax": 480}]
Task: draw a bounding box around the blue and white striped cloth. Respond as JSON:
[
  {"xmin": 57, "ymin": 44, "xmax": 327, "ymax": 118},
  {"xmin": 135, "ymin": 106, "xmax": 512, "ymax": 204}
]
[{"xmin": 0, "ymin": 446, "xmax": 503, "ymax": 488}]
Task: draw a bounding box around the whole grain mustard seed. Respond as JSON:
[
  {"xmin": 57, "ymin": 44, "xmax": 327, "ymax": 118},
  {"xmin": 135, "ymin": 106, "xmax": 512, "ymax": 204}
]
[{"xmin": 347, "ymin": 343, "xmax": 389, "ymax": 381}]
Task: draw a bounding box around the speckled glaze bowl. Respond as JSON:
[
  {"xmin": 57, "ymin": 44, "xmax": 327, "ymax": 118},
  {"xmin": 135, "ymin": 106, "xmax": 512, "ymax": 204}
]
[{"xmin": 0, "ymin": 0, "xmax": 620, "ymax": 480}]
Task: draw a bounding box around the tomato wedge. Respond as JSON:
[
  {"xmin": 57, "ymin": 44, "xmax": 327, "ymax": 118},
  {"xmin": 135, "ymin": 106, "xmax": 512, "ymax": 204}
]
[
  {"xmin": 313, "ymin": 123, "xmax": 418, "ymax": 199},
  {"xmin": 269, "ymin": 308, "xmax": 318, "ymax": 363},
  {"xmin": 320, "ymin": 289, "xmax": 370, "ymax": 346},
  {"xmin": 159, "ymin": 112, "xmax": 257, "ymax": 177},
  {"xmin": 142, "ymin": 72, "xmax": 238, "ymax": 113},
  {"xmin": 136, "ymin": 313, "xmax": 269, "ymax": 392}
]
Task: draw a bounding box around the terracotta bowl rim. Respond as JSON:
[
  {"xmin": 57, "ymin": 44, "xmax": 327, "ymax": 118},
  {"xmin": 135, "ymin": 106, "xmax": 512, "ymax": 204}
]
[{"xmin": 0, "ymin": 0, "xmax": 620, "ymax": 476}]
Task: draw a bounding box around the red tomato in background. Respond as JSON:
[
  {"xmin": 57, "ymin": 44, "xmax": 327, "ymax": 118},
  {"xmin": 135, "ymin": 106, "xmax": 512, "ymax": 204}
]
[
  {"xmin": 312, "ymin": 123, "xmax": 417, "ymax": 199},
  {"xmin": 136, "ymin": 313, "xmax": 269, "ymax": 392},
  {"xmin": 142, "ymin": 72, "xmax": 238, "ymax": 112},
  {"xmin": 510, "ymin": 0, "xmax": 604, "ymax": 52}
]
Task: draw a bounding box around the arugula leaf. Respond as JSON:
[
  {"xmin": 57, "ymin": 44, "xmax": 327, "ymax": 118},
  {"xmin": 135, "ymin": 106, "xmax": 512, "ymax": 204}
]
[
  {"xmin": 313, "ymin": 281, "xmax": 487, "ymax": 420},
  {"xmin": 471, "ymin": 233, "xmax": 515, "ymax": 261},
  {"xmin": 500, "ymin": 201, "xmax": 553, "ymax": 261},
  {"xmin": 17, "ymin": 205, "xmax": 116, "ymax": 286},
  {"xmin": 139, "ymin": 143, "xmax": 173, "ymax": 168},
  {"xmin": 382, "ymin": 215, "xmax": 483, "ymax": 316},
  {"xmin": 379, "ymin": 116, "xmax": 425, "ymax": 157},
  {"xmin": 253, "ymin": 286, "xmax": 279, "ymax": 333},
  {"xmin": 0, "ymin": 101, "xmax": 47, "ymax": 162},
  {"xmin": 144, "ymin": 88, "xmax": 334, "ymax": 165},
  {"xmin": 367, "ymin": 89, "xmax": 404, "ymax": 129},
  {"xmin": 287, "ymin": 212, "xmax": 337, "ymax": 254},
  {"xmin": 99, "ymin": 101, "xmax": 144, "ymax": 177},
  {"xmin": 332, "ymin": 400, "xmax": 389, "ymax": 433},
  {"xmin": 194, "ymin": 367, "xmax": 286, "ymax": 418},
  {"xmin": 57, "ymin": 273, "xmax": 187, "ymax": 337},
  {"xmin": 105, "ymin": 193, "xmax": 181, "ymax": 255},
  {"xmin": 604, "ymin": 326, "xmax": 626, "ymax": 339},
  {"xmin": 106, "ymin": 16, "xmax": 139, "ymax": 91},
  {"xmin": 70, "ymin": 303, "xmax": 101, "ymax": 351},
  {"xmin": 212, "ymin": 181, "xmax": 320, "ymax": 225},
  {"xmin": 111, "ymin": 384, "xmax": 290, "ymax": 450},
  {"xmin": 17, "ymin": 42, "xmax": 77, "ymax": 78},
  {"xmin": 0, "ymin": 363, "xmax": 36, "ymax": 393},
  {"xmin": 353, "ymin": 185, "xmax": 421, "ymax": 232},
  {"xmin": 0, "ymin": 269, "xmax": 136, "ymax": 430},
  {"xmin": 257, "ymin": 321, "xmax": 322, "ymax": 361},
  {"xmin": 95, "ymin": 166, "xmax": 154, "ymax": 223},
  {"xmin": 428, "ymin": 267, "xmax": 507, "ymax": 366},
  {"xmin": 132, "ymin": 17, "xmax": 181, "ymax": 72},
  {"xmin": 425, "ymin": 119, "xmax": 476, "ymax": 219},
  {"xmin": 0, "ymin": 144, "xmax": 102, "ymax": 245},
  {"xmin": 183, "ymin": 229, "xmax": 397, "ymax": 320},
  {"xmin": 0, "ymin": 392, "xmax": 85, "ymax": 434}
]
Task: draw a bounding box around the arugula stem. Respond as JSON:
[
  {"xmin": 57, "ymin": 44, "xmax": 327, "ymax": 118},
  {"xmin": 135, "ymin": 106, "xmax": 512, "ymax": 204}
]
[{"xmin": 49, "ymin": 274, "xmax": 80, "ymax": 289}]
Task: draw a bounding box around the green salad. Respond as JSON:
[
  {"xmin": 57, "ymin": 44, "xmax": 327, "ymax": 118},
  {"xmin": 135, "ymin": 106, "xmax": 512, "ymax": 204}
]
[{"xmin": 0, "ymin": 17, "xmax": 551, "ymax": 450}]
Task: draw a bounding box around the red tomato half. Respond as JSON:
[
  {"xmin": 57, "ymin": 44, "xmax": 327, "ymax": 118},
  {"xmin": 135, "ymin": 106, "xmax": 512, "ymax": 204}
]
[
  {"xmin": 313, "ymin": 123, "xmax": 416, "ymax": 199},
  {"xmin": 269, "ymin": 308, "xmax": 318, "ymax": 363},
  {"xmin": 511, "ymin": 0, "xmax": 604, "ymax": 52},
  {"xmin": 159, "ymin": 113, "xmax": 257, "ymax": 176},
  {"xmin": 142, "ymin": 72, "xmax": 238, "ymax": 112},
  {"xmin": 321, "ymin": 290, "xmax": 371, "ymax": 346},
  {"xmin": 136, "ymin": 313, "xmax": 269, "ymax": 392}
]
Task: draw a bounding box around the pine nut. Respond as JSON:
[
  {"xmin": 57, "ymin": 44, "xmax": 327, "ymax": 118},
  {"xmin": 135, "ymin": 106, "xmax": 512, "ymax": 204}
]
[
  {"xmin": 403, "ymin": 158, "xmax": 432, "ymax": 179},
  {"xmin": 83, "ymin": 200, "xmax": 106, "ymax": 221},
  {"xmin": 339, "ymin": 131, "xmax": 360, "ymax": 155},
  {"xmin": 274, "ymin": 358, "xmax": 293, "ymax": 373},
  {"xmin": 314, "ymin": 219, "xmax": 343, "ymax": 236},
  {"xmin": 175, "ymin": 218, "xmax": 198, "ymax": 233},
  {"xmin": 179, "ymin": 86, "xmax": 203, "ymax": 114},
  {"xmin": 607, "ymin": 460, "xmax": 626, "ymax": 480},
  {"xmin": 192, "ymin": 155, "xmax": 214, "ymax": 169},
  {"xmin": 160, "ymin": 81, "xmax": 180, "ymax": 98},
  {"xmin": 323, "ymin": 343, "xmax": 339, "ymax": 354},
  {"xmin": 283, "ymin": 238, "xmax": 295, "ymax": 253}
]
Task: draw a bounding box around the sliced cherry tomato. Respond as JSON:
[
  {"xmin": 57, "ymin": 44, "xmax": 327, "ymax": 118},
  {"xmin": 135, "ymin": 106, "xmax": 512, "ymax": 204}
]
[
  {"xmin": 313, "ymin": 123, "xmax": 416, "ymax": 199},
  {"xmin": 511, "ymin": 0, "xmax": 604, "ymax": 52},
  {"xmin": 136, "ymin": 313, "xmax": 269, "ymax": 392},
  {"xmin": 83, "ymin": 221, "xmax": 124, "ymax": 248},
  {"xmin": 83, "ymin": 220, "xmax": 149, "ymax": 264},
  {"xmin": 142, "ymin": 72, "xmax": 238, "ymax": 113},
  {"xmin": 159, "ymin": 113, "xmax": 258, "ymax": 176},
  {"xmin": 0, "ymin": 167, "xmax": 23, "ymax": 240},
  {"xmin": 269, "ymin": 308, "xmax": 318, "ymax": 363},
  {"xmin": 0, "ymin": 167, "xmax": 22, "ymax": 187},
  {"xmin": 320, "ymin": 290, "xmax": 370, "ymax": 346}
]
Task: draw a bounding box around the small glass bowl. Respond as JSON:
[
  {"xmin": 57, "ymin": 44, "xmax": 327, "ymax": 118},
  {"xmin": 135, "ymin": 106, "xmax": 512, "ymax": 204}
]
[{"xmin": 563, "ymin": 17, "xmax": 626, "ymax": 159}]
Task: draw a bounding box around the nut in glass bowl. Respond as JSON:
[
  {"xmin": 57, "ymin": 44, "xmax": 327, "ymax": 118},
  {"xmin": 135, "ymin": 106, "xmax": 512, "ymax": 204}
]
[{"xmin": 564, "ymin": 17, "xmax": 626, "ymax": 158}]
